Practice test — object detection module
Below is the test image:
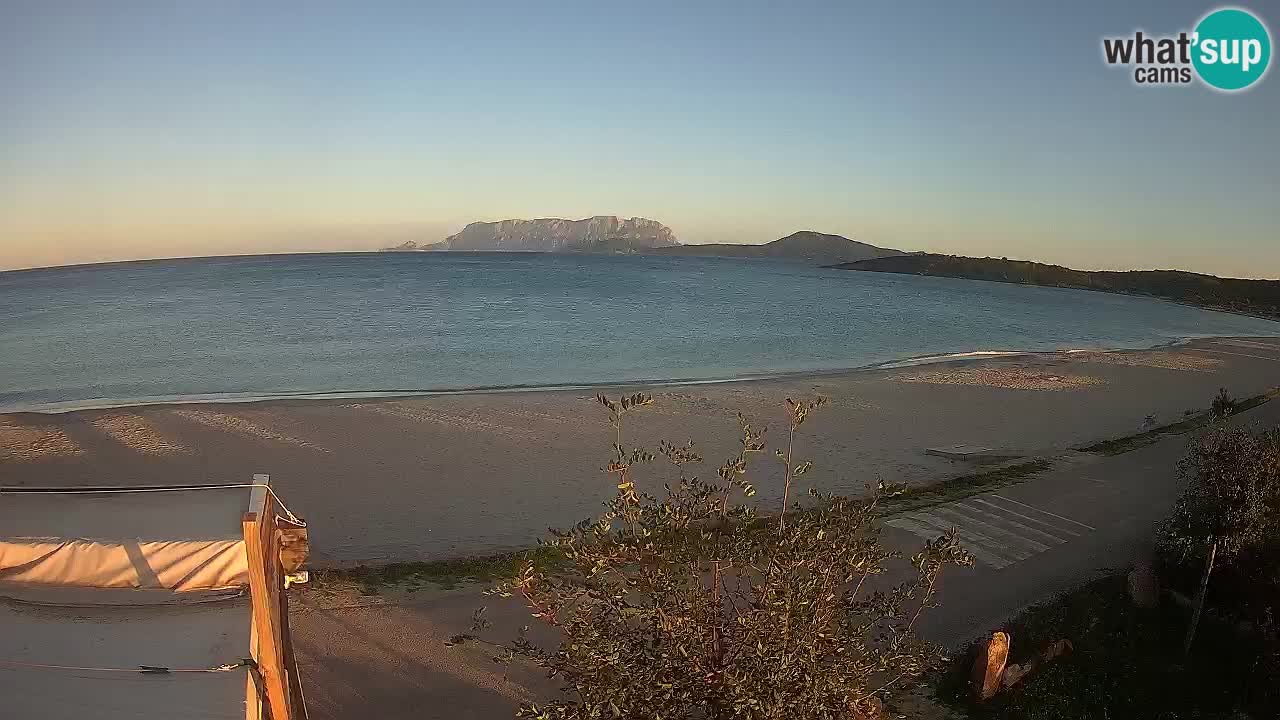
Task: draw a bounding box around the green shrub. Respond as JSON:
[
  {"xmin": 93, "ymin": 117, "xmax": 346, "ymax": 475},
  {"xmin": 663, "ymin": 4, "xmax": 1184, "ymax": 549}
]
[
  {"xmin": 471, "ymin": 394, "xmax": 972, "ymax": 719},
  {"xmin": 1159, "ymin": 426, "xmax": 1280, "ymax": 574},
  {"xmin": 1158, "ymin": 425, "xmax": 1280, "ymax": 708},
  {"xmin": 1210, "ymin": 388, "xmax": 1237, "ymax": 419}
]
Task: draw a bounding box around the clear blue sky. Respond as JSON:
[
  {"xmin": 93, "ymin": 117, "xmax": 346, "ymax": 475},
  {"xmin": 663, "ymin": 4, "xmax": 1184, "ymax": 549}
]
[{"xmin": 2, "ymin": 1, "xmax": 1277, "ymax": 276}]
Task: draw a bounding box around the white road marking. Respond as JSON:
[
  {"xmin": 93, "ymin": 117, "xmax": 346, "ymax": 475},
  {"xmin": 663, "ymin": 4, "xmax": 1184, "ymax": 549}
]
[
  {"xmin": 929, "ymin": 506, "xmax": 1052, "ymax": 553},
  {"xmin": 947, "ymin": 501, "xmax": 1075, "ymax": 545},
  {"xmin": 987, "ymin": 494, "xmax": 1097, "ymax": 531},
  {"xmin": 888, "ymin": 490, "xmax": 1099, "ymax": 571},
  {"xmin": 886, "ymin": 516, "xmax": 1011, "ymax": 569},
  {"xmin": 966, "ymin": 497, "xmax": 1082, "ymax": 538},
  {"xmin": 905, "ymin": 512, "xmax": 1036, "ymax": 563}
]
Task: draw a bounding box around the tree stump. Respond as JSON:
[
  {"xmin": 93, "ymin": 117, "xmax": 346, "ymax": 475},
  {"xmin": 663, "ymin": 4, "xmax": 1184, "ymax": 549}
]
[{"xmin": 971, "ymin": 631, "xmax": 1010, "ymax": 701}]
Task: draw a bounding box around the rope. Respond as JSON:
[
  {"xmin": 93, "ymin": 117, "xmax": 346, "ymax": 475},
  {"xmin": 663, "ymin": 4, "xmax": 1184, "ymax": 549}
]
[
  {"xmin": 0, "ymin": 483, "xmax": 304, "ymax": 525},
  {"xmin": 0, "ymin": 658, "xmax": 254, "ymax": 674}
]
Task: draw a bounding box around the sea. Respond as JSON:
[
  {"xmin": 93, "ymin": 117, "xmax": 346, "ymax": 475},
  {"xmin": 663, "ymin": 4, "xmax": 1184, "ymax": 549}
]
[{"xmin": 2, "ymin": 252, "xmax": 1278, "ymax": 414}]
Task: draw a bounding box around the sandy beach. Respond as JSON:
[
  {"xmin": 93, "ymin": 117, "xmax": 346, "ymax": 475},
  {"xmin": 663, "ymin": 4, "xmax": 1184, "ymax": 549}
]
[{"xmin": 2, "ymin": 336, "xmax": 1279, "ymax": 565}]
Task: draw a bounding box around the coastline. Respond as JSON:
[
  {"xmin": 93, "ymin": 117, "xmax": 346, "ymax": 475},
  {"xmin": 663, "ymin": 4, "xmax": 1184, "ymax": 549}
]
[
  {"xmin": 5, "ymin": 335, "xmax": 1280, "ymax": 565},
  {"xmin": 829, "ymin": 265, "xmax": 1280, "ymax": 323},
  {"xmin": 3, "ymin": 333, "xmax": 1269, "ymax": 416}
]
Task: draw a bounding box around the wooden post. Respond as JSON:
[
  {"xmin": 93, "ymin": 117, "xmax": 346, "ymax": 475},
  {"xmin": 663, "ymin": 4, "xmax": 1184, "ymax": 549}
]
[
  {"xmin": 277, "ymin": 517, "xmax": 310, "ymax": 719},
  {"xmin": 1183, "ymin": 539, "xmax": 1217, "ymax": 656},
  {"xmin": 245, "ymin": 487, "xmax": 293, "ymax": 720}
]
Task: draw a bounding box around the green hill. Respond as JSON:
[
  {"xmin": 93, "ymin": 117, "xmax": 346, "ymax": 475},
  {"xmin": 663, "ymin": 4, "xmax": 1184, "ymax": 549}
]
[
  {"xmin": 651, "ymin": 231, "xmax": 903, "ymax": 264},
  {"xmin": 833, "ymin": 254, "xmax": 1280, "ymax": 319}
]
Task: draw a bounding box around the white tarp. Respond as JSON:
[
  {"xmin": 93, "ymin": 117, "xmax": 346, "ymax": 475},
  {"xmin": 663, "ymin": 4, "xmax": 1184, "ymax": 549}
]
[
  {"xmin": 0, "ymin": 485, "xmax": 264, "ymax": 719},
  {"xmin": 0, "ymin": 538, "xmax": 246, "ymax": 598},
  {"xmin": 0, "ymin": 487, "xmax": 254, "ymax": 604}
]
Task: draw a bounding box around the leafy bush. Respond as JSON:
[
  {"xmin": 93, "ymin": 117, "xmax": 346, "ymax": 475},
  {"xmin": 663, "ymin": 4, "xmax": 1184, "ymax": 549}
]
[
  {"xmin": 474, "ymin": 394, "xmax": 972, "ymax": 719},
  {"xmin": 1158, "ymin": 425, "xmax": 1280, "ymax": 708},
  {"xmin": 1159, "ymin": 425, "xmax": 1280, "ymax": 571},
  {"xmin": 1210, "ymin": 388, "xmax": 1237, "ymax": 419}
]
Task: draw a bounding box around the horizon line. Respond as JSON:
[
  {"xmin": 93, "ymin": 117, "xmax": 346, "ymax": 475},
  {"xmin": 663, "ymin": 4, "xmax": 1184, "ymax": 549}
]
[{"xmin": 2, "ymin": 248, "xmax": 1277, "ymax": 282}]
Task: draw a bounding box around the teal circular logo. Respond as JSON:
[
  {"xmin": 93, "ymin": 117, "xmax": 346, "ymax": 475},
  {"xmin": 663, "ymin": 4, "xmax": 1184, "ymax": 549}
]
[{"xmin": 1192, "ymin": 8, "xmax": 1271, "ymax": 91}]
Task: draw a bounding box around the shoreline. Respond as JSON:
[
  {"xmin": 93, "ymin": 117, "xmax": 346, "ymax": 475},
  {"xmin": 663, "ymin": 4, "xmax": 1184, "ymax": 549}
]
[
  {"xmin": 5, "ymin": 335, "xmax": 1280, "ymax": 565},
  {"xmin": 1, "ymin": 334, "xmax": 1263, "ymax": 416}
]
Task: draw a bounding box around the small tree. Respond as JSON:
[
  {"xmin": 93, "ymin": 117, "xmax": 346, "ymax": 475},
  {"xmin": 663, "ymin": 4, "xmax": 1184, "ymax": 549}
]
[
  {"xmin": 1210, "ymin": 387, "xmax": 1237, "ymax": 419},
  {"xmin": 1159, "ymin": 425, "xmax": 1280, "ymax": 653},
  {"xmin": 472, "ymin": 394, "xmax": 971, "ymax": 719}
]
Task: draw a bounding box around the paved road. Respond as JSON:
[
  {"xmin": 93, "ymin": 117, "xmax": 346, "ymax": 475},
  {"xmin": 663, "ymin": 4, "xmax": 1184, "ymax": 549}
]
[{"xmin": 904, "ymin": 393, "xmax": 1280, "ymax": 647}]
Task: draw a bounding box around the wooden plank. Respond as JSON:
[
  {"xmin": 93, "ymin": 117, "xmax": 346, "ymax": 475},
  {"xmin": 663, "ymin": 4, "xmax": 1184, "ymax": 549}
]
[
  {"xmin": 244, "ymin": 503, "xmax": 292, "ymax": 720},
  {"xmin": 262, "ymin": 491, "xmax": 293, "ymax": 719}
]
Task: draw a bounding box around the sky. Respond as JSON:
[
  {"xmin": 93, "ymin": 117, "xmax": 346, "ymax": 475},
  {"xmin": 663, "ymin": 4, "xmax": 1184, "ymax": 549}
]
[{"xmin": 1, "ymin": 1, "xmax": 1277, "ymax": 277}]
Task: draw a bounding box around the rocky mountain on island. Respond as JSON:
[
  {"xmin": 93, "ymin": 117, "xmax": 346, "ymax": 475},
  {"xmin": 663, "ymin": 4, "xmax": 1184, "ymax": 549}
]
[
  {"xmin": 651, "ymin": 231, "xmax": 905, "ymax": 264},
  {"xmin": 383, "ymin": 216, "xmax": 678, "ymax": 254},
  {"xmin": 380, "ymin": 224, "xmax": 908, "ymax": 267},
  {"xmin": 382, "ymin": 240, "xmax": 434, "ymax": 252}
]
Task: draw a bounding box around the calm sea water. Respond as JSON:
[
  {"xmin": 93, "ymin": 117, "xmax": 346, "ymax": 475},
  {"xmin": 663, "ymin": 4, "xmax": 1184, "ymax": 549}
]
[{"xmin": 2, "ymin": 252, "xmax": 1278, "ymax": 413}]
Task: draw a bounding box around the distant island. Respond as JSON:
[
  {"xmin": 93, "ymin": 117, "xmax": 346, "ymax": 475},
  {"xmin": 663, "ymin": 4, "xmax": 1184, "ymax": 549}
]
[
  {"xmin": 381, "ymin": 224, "xmax": 1279, "ymax": 318},
  {"xmin": 833, "ymin": 254, "xmax": 1280, "ymax": 320},
  {"xmin": 384, "ymin": 216, "xmax": 678, "ymax": 254},
  {"xmin": 384, "ymin": 220, "xmax": 904, "ymax": 265},
  {"xmin": 649, "ymin": 231, "xmax": 905, "ymax": 265}
]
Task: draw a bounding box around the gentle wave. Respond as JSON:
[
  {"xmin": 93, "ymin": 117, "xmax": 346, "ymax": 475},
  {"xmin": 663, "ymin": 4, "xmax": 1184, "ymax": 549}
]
[
  {"xmin": 0, "ymin": 340, "xmax": 1214, "ymax": 415},
  {"xmin": 867, "ymin": 350, "xmax": 1030, "ymax": 370}
]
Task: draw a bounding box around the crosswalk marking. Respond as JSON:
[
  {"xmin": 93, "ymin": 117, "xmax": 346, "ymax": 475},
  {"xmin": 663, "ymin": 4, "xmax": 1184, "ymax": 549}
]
[
  {"xmin": 966, "ymin": 497, "xmax": 1082, "ymax": 538},
  {"xmin": 952, "ymin": 500, "xmax": 1076, "ymax": 544},
  {"xmin": 893, "ymin": 512, "xmax": 1035, "ymax": 566},
  {"xmin": 934, "ymin": 504, "xmax": 1056, "ymax": 549},
  {"xmin": 909, "ymin": 511, "xmax": 1039, "ymax": 561},
  {"xmin": 886, "ymin": 492, "xmax": 1095, "ymax": 571},
  {"xmin": 988, "ymin": 494, "xmax": 1096, "ymax": 531},
  {"xmin": 929, "ymin": 506, "xmax": 1051, "ymax": 552},
  {"xmin": 886, "ymin": 516, "xmax": 1017, "ymax": 569}
]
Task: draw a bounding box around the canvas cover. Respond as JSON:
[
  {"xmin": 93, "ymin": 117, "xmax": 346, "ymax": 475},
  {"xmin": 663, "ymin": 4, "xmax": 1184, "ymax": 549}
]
[
  {"xmin": 0, "ymin": 485, "xmax": 268, "ymax": 719},
  {"xmin": 0, "ymin": 487, "xmax": 254, "ymax": 605}
]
